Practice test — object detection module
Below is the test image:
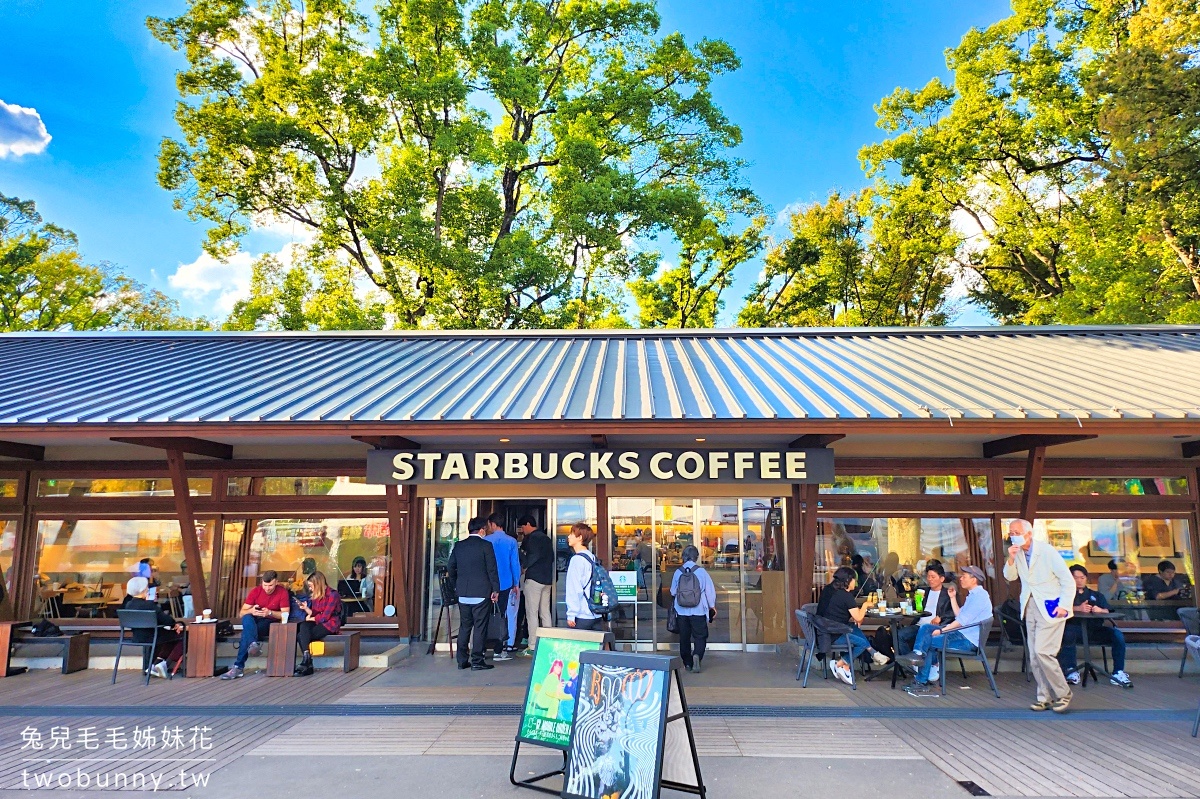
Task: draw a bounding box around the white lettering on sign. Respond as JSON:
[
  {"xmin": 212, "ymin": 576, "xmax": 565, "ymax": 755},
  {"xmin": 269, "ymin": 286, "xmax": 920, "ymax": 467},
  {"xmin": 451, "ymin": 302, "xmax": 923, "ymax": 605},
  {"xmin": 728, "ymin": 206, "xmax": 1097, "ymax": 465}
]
[
  {"xmin": 590, "ymin": 451, "xmax": 615, "ymax": 480},
  {"xmin": 391, "ymin": 452, "xmax": 416, "ymax": 481},
  {"xmin": 366, "ymin": 448, "xmax": 832, "ymax": 484},
  {"xmin": 785, "ymin": 451, "xmax": 806, "ymax": 480},
  {"xmin": 676, "ymin": 451, "xmax": 704, "ymax": 480},
  {"xmin": 561, "ymin": 452, "xmax": 585, "ymax": 480},
  {"xmin": 504, "ymin": 452, "xmax": 528, "ymax": 479}
]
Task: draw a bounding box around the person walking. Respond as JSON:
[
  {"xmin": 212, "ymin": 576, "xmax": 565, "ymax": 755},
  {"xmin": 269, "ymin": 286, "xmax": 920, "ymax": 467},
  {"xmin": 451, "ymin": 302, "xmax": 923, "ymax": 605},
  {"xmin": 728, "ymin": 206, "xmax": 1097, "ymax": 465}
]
[
  {"xmin": 1003, "ymin": 518, "xmax": 1076, "ymax": 712},
  {"xmin": 448, "ymin": 517, "xmax": 500, "ymax": 671},
  {"xmin": 671, "ymin": 546, "xmax": 717, "ymax": 673},
  {"xmin": 485, "ymin": 513, "xmax": 522, "ymax": 661},
  {"xmin": 518, "ymin": 514, "xmax": 554, "ymax": 655},
  {"xmin": 564, "ymin": 522, "xmax": 602, "ymax": 631}
]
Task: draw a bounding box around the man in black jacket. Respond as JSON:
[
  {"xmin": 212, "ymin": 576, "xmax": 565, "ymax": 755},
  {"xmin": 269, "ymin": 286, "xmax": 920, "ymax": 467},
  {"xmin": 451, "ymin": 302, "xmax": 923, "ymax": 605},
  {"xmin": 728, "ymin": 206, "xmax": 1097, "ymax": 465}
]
[
  {"xmin": 874, "ymin": 562, "xmax": 957, "ymax": 659},
  {"xmin": 448, "ymin": 517, "xmax": 500, "ymax": 670},
  {"xmin": 519, "ymin": 515, "xmax": 555, "ymax": 654}
]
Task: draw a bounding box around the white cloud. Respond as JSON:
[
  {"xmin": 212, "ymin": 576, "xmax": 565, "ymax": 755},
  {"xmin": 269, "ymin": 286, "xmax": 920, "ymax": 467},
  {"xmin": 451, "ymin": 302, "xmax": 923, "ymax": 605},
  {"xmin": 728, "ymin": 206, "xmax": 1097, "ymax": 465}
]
[
  {"xmin": 168, "ymin": 243, "xmax": 303, "ymax": 317},
  {"xmin": 0, "ymin": 100, "xmax": 51, "ymax": 158}
]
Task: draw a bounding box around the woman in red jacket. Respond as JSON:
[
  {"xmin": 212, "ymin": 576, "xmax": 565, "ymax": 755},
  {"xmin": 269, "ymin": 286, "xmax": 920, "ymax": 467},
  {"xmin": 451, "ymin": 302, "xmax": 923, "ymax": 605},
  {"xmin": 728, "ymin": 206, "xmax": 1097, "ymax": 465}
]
[{"xmin": 294, "ymin": 571, "xmax": 342, "ymax": 676}]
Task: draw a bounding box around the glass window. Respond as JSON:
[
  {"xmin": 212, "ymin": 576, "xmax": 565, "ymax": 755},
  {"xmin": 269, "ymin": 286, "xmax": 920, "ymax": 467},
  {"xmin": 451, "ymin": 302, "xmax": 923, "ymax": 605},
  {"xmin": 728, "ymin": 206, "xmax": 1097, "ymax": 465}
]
[
  {"xmin": 742, "ymin": 498, "xmax": 788, "ymax": 645},
  {"xmin": 242, "ymin": 517, "xmax": 389, "ymax": 615},
  {"xmin": 226, "ymin": 476, "xmax": 383, "ymax": 496},
  {"xmin": 2, "ymin": 519, "xmax": 17, "ymax": 596},
  {"xmin": 0, "ymin": 479, "xmax": 17, "ymax": 499},
  {"xmin": 551, "ymin": 497, "xmax": 597, "ymax": 636},
  {"xmin": 37, "ymin": 478, "xmax": 212, "ymax": 498},
  {"xmin": 814, "ymin": 517, "xmax": 991, "ymax": 602},
  {"xmin": 35, "ymin": 518, "xmax": 216, "ymax": 615},
  {"xmin": 1004, "ymin": 477, "xmax": 1189, "ymax": 496},
  {"xmin": 820, "ymin": 476, "xmax": 987, "ymax": 494},
  {"xmin": 1010, "ymin": 517, "xmax": 1194, "ymax": 620}
]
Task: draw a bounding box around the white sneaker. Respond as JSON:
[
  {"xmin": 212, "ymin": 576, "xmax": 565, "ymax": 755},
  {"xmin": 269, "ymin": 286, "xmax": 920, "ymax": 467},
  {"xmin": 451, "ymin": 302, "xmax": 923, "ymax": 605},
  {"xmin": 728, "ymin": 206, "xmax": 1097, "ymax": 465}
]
[
  {"xmin": 493, "ymin": 651, "xmax": 513, "ymax": 662},
  {"xmin": 928, "ymin": 664, "xmax": 940, "ymax": 683},
  {"xmin": 1110, "ymin": 670, "xmax": 1133, "ymax": 688},
  {"xmin": 248, "ymin": 641, "xmax": 262, "ymax": 657},
  {"xmin": 871, "ymin": 650, "xmax": 890, "ymax": 667},
  {"xmin": 150, "ymin": 660, "xmax": 168, "ymax": 679},
  {"xmin": 831, "ymin": 661, "xmax": 853, "ymax": 685},
  {"xmin": 1066, "ymin": 670, "xmax": 1081, "ymax": 686}
]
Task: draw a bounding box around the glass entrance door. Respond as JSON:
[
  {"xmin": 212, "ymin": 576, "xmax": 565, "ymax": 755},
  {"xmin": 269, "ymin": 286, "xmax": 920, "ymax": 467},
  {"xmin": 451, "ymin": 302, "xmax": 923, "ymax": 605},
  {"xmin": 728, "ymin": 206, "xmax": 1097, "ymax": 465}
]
[{"xmin": 608, "ymin": 497, "xmax": 787, "ymax": 651}]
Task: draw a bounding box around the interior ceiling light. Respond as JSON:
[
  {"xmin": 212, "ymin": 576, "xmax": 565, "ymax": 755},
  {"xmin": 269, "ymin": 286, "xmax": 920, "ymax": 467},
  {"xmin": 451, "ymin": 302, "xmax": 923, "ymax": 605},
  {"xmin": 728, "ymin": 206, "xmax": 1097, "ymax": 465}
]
[
  {"xmin": 695, "ymin": 437, "xmax": 706, "ymax": 442},
  {"xmin": 499, "ymin": 437, "xmax": 510, "ymax": 443}
]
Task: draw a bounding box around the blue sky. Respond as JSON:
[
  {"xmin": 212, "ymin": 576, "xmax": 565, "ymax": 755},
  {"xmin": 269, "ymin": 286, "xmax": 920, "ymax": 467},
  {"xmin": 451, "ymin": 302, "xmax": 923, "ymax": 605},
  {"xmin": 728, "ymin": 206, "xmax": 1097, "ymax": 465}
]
[{"xmin": 0, "ymin": 0, "xmax": 1010, "ymax": 325}]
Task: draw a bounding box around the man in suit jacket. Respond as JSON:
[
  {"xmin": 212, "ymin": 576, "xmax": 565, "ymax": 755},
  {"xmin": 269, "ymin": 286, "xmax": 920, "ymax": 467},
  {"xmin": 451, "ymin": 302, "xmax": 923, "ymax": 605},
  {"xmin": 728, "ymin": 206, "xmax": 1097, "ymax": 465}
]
[
  {"xmin": 448, "ymin": 517, "xmax": 500, "ymax": 671},
  {"xmin": 1003, "ymin": 518, "xmax": 1076, "ymax": 712}
]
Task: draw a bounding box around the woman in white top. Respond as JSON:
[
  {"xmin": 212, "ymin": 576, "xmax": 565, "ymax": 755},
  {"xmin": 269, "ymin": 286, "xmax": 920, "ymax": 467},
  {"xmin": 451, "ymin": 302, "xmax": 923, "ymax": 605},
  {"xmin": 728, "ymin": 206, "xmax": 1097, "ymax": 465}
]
[
  {"xmin": 564, "ymin": 522, "xmax": 602, "ymax": 630},
  {"xmin": 671, "ymin": 546, "xmax": 717, "ymax": 673}
]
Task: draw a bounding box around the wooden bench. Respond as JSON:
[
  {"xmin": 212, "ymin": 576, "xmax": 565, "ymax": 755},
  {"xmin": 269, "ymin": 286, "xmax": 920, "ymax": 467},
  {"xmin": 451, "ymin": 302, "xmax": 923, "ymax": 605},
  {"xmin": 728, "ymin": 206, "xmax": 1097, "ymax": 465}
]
[
  {"xmin": 266, "ymin": 626, "xmax": 360, "ymax": 676},
  {"xmin": 1, "ymin": 622, "xmax": 91, "ymax": 676}
]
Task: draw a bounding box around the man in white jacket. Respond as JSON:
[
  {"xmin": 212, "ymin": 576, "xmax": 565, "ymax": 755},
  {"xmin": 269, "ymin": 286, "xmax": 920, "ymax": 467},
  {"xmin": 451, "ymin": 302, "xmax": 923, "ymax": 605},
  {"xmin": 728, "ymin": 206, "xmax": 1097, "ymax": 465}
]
[{"xmin": 1003, "ymin": 518, "xmax": 1077, "ymax": 712}]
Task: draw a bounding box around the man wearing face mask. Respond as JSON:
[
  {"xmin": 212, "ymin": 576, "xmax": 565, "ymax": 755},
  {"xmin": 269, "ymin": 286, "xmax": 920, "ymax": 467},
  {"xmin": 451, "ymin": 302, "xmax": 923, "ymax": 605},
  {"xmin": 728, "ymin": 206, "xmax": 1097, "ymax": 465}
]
[{"xmin": 1003, "ymin": 518, "xmax": 1077, "ymax": 712}]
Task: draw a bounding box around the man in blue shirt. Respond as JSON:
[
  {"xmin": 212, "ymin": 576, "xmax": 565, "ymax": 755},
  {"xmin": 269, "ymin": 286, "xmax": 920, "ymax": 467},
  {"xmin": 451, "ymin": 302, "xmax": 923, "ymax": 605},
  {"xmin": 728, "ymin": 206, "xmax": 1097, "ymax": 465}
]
[
  {"xmin": 905, "ymin": 565, "xmax": 993, "ymax": 693},
  {"xmin": 486, "ymin": 513, "xmax": 522, "ymax": 661}
]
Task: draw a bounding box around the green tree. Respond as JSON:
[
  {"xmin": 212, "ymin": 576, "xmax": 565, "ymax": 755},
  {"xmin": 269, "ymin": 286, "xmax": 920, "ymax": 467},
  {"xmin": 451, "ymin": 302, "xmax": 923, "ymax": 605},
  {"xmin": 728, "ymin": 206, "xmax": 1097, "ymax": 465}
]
[
  {"xmin": 149, "ymin": 0, "xmax": 754, "ymax": 330},
  {"xmin": 0, "ymin": 194, "xmax": 206, "ymax": 331},
  {"xmin": 631, "ymin": 214, "xmax": 764, "ymax": 328},
  {"xmin": 225, "ymin": 251, "xmax": 388, "ymax": 330}
]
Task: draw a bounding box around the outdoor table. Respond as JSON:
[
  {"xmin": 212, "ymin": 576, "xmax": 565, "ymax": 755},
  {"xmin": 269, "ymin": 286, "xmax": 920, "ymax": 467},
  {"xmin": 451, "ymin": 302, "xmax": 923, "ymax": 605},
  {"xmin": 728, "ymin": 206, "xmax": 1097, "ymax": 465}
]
[
  {"xmin": 184, "ymin": 620, "xmax": 219, "ymax": 678},
  {"xmin": 267, "ymin": 621, "xmax": 299, "ymax": 677},
  {"xmin": 1069, "ymin": 611, "xmax": 1123, "ymax": 687},
  {"xmin": 865, "ymin": 610, "xmax": 930, "ymax": 688}
]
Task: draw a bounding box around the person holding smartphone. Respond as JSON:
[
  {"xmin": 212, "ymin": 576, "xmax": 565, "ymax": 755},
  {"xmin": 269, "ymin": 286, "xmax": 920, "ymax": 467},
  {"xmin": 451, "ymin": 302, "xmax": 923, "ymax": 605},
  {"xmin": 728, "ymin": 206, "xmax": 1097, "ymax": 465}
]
[
  {"xmin": 1002, "ymin": 519, "xmax": 1076, "ymax": 712},
  {"xmin": 222, "ymin": 570, "xmax": 290, "ymax": 681}
]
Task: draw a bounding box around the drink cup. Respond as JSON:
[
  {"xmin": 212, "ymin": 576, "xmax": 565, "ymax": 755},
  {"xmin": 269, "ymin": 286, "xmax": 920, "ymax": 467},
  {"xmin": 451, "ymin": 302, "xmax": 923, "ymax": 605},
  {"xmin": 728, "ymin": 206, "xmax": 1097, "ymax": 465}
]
[
  {"xmin": 195, "ymin": 615, "xmax": 203, "ymax": 623},
  {"xmin": 280, "ymin": 609, "xmax": 289, "ymax": 624},
  {"xmin": 878, "ymin": 600, "xmax": 887, "ymax": 612},
  {"xmin": 202, "ymin": 608, "xmax": 212, "ymax": 620}
]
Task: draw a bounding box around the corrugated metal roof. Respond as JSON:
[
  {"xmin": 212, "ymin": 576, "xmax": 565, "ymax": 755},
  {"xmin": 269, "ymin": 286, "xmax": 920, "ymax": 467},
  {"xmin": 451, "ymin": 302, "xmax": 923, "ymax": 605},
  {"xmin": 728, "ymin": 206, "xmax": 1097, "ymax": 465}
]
[{"xmin": 2, "ymin": 326, "xmax": 1200, "ymax": 425}]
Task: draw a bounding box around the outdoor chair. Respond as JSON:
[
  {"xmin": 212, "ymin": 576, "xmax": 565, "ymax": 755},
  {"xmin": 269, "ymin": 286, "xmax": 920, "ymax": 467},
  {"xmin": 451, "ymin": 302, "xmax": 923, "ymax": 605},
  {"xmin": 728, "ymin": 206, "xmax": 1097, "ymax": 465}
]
[
  {"xmin": 795, "ymin": 607, "xmax": 819, "ymax": 686},
  {"xmin": 113, "ymin": 609, "xmax": 163, "ymax": 686},
  {"xmin": 936, "ymin": 616, "xmax": 1000, "ymax": 697},
  {"xmin": 993, "ymin": 606, "xmax": 1031, "ymax": 682},
  {"xmin": 1187, "ymin": 636, "xmax": 1200, "ymax": 737},
  {"xmin": 811, "ymin": 613, "xmax": 860, "ymax": 690},
  {"xmin": 1180, "ymin": 608, "xmax": 1200, "ymax": 678}
]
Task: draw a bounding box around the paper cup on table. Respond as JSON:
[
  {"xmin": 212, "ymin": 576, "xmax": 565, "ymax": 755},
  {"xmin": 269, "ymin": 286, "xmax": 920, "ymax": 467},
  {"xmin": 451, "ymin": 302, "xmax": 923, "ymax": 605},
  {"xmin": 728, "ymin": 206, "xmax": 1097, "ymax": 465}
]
[
  {"xmin": 280, "ymin": 609, "xmax": 289, "ymax": 624},
  {"xmin": 202, "ymin": 608, "xmax": 212, "ymax": 619},
  {"xmin": 195, "ymin": 615, "xmax": 203, "ymax": 623}
]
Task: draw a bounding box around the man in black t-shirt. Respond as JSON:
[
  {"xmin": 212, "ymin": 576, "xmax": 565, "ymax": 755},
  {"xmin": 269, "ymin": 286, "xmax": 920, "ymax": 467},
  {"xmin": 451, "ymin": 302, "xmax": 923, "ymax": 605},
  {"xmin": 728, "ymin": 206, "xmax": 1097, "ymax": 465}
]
[
  {"xmin": 1058, "ymin": 565, "xmax": 1132, "ymax": 688},
  {"xmin": 816, "ymin": 566, "xmax": 889, "ymax": 684}
]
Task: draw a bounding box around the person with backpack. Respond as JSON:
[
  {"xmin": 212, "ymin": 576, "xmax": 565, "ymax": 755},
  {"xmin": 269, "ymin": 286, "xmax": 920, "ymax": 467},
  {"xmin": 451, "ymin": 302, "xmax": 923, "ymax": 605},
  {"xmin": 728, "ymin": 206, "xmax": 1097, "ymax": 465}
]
[
  {"xmin": 564, "ymin": 522, "xmax": 607, "ymax": 631},
  {"xmin": 671, "ymin": 546, "xmax": 717, "ymax": 673}
]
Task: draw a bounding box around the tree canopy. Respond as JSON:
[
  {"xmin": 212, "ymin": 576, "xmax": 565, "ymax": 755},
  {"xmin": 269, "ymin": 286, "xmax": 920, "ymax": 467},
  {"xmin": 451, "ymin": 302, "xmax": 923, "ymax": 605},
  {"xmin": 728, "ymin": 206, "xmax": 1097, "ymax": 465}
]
[
  {"xmin": 0, "ymin": 194, "xmax": 205, "ymax": 332},
  {"xmin": 149, "ymin": 0, "xmax": 756, "ymax": 330}
]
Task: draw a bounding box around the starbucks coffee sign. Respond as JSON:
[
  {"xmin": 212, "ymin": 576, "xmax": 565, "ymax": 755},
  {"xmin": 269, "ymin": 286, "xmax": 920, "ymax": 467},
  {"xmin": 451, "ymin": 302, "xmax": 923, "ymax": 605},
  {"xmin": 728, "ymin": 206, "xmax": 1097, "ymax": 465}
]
[{"xmin": 366, "ymin": 448, "xmax": 833, "ymax": 485}]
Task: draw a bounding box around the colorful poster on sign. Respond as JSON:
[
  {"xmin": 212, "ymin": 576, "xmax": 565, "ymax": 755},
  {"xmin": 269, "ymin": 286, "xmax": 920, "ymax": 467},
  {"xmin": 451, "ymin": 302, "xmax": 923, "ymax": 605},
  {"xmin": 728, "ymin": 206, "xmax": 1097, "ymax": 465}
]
[
  {"xmin": 517, "ymin": 631, "xmax": 603, "ymax": 749},
  {"xmin": 563, "ymin": 660, "xmax": 668, "ymax": 799}
]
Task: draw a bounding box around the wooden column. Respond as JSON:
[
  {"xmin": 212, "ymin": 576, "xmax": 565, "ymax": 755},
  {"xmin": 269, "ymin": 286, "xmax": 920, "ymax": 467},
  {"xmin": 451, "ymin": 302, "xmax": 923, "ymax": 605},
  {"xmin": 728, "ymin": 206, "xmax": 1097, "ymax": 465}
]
[
  {"xmin": 385, "ymin": 484, "xmax": 411, "ymax": 638},
  {"xmin": 12, "ymin": 471, "xmax": 39, "ymax": 620},
  {"xmin": 207, "ymin": 518, "xmax": 225, "ymax": 615},
  {"xmin": 405, "ymin": 486, "xmax": 424, "ymax": 635},
  {"xmin": 787, "ymin": 483, "xmax": 813, "ymax": 637},
  {"xmin": 167, "ymin": 450, "xmax": 209, "ymax": 612},
  {"xmin": 1019, "ymin": 445, "xmax": 1046, "ymax": 522},
  {"xmin": 595, "ymin": 484, "xmax": 611, "ymax": 567}
]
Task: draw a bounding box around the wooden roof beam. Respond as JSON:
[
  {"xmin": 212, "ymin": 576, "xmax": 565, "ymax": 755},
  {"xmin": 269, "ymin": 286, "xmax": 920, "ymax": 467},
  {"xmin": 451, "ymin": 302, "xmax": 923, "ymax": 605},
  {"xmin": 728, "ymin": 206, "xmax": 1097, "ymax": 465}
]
[
  {"xmin": 352, "ymin": 435, "xmax": 420, "ymax": 450},
  {"xmin": 0, "ymin": 439, "xmax": 44, "ymax": 460},
  {"xmin": 983, "ymin": 434, "xmax": 1096, "ymax": 459},
  {"xmin": 789, "ymin": 434, "xmax": 845, "ymax": 448},
  {"xmin": 1183, "ymin": 440, "xmax": 1200, "ymax": 459},
  {"xmin": 111, "ymin": 436, "xmax": 233, "ymax": 459}
]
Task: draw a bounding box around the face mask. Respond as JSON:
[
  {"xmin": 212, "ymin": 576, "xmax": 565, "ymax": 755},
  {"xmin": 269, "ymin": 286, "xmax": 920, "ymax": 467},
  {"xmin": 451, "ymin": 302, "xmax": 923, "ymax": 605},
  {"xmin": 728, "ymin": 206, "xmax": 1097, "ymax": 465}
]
[{"xmin": 1010, "ymin": 534, "xmax": 1026, "ymax": 547}]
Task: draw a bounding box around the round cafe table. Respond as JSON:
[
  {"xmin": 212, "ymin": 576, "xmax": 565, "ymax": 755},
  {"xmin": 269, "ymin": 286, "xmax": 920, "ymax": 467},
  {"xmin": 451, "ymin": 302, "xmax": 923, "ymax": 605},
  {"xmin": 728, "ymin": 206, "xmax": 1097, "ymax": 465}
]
[
  {"xmin": 865, "ymin": 610, "xmax": 931, "ymax": 688},
  {"xmin": 1068, "ymin": 610, "xmax": 1123, "ymax": 687}
]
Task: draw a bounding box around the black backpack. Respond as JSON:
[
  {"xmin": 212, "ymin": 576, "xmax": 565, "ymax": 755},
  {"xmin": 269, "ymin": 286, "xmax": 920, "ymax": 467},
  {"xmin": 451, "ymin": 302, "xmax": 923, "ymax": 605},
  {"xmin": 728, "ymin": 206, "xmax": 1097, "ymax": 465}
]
[{"xmin": 676, "ymin": 565, "xmax": 703, "ymax": 608}]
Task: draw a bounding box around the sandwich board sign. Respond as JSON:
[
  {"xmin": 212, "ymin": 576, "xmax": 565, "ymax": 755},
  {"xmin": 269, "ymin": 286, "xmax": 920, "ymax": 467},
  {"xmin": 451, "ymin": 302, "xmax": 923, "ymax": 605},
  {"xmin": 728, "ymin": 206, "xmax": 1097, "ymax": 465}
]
[
  {"xmin": 510, "ymin": 627, "xmax": 612, "ymax": 794},
  {"xmin": 561, "ymin": 651, "xmax": 705, "ymax": 799}
]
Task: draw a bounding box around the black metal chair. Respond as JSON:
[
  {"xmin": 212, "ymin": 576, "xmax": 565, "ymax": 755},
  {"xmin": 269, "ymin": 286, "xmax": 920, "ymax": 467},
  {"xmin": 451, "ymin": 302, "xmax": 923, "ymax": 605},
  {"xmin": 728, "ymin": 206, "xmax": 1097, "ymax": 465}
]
[
  {"xmin": 937, "ymin": 617, "xmax": 1000, "ymax": 697},
  {"xmin": 1186, "ymin": 635, "xmax": 1200, "ymax": 737},
  {"xmin": 1180, "ymin": 608, "xmax": 1200, "ymax": 678},
  {"xmin": 795, "ymin": 607, "xmax": 820, "ymax": 686},
  {"xmin": 811, "ymin": 614, "xmax": 859, "ymax": 690},
  {"xmin": 993, "ymin": 606, "xmax": 1031, "ymax": 682},
  {"xmin": 113, "ymin": 609, "xmax": 162, "ymax": 685}
]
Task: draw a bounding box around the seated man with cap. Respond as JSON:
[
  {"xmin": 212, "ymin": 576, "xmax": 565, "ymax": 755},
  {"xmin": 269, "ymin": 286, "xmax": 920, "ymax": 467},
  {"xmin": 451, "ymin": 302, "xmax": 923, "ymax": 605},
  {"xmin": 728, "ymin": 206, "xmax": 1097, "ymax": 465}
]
[{"xmin": 903, "ymin": 565, "xmax": 993, "ymax": 694}]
